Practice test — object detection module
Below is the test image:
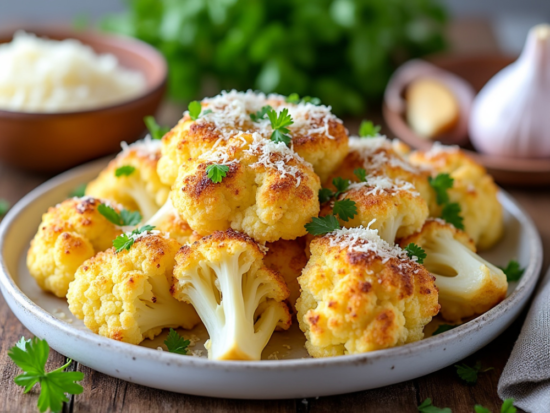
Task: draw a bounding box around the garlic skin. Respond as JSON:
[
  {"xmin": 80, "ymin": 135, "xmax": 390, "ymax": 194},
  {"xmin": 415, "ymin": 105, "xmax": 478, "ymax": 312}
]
[{"xmin": 469, "ymin": 24, "xmax": 550, "ymax": 158}]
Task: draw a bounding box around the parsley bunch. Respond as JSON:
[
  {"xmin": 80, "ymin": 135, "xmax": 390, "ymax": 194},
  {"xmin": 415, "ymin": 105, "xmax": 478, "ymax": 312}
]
[
  {"xmin": 428, "ymin": 173, "xmax": 464, "ymax": 230},
  {"xmin": 113, "ymin": 225, "xmax": 156, "ymax": 253},
  {"xmin": 9, "ymin": 337, "xmax": 84, "ymax": 413},
  {"xmin": 267, "ymin": 108, "xmax": 293, "ymax": 146},
  {"xmin": 98, "ymin": 204, "xmax": 142, "ymax": 227}
]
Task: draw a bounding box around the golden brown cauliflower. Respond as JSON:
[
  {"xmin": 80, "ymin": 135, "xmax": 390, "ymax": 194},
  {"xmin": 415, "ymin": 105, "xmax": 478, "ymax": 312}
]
[
  {"xmin": 67, "ymin": 231, "xmax": 200, "ymax": 345},
  {"xmin": 27, "ymin": 197, "xmax": 123, "ymax": 298},
  {"xmin": 170, "ymin": 132, "xmax": 320, "ymax": 243},
  {"xmin": 172, "ymin": 230, "xmax": 292, "ymax": 361},
  {"xmin": 86, "ymin": 137, "xmax": 170, "ymax": 221},
  {"xmin": 320, "ymin": 176, "xmax": 429, "ymax": 244},
  {"xmin": 146, "ymin": 200, "xmax": 203, "ymax": 245},
  {"xmin": 263, "ymin": 239, "xmax": 308, "ymax": 314},
  {"xmin": 297, "ymin": 226, "xmax": 440, "ymax": 357},
  {"xmin": 326, "ymin": 136, "xmax": 433, "ymax": 205},
  {"xmin": 408, "ymin": 143, "xmax": 503, "ymax": 250},
  {"xmin": 158, "ymin": 90, "xmax": 348, "ymax": 185},
  {"xmin": 399, "ymin": 219, "xmax": 507, "ymax": 322}
]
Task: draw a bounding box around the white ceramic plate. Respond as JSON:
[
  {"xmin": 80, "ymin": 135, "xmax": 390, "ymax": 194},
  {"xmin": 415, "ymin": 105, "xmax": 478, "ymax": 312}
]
[{"xmin": 0, "ymin": 158, "xmax": 543, "ymax": 399}]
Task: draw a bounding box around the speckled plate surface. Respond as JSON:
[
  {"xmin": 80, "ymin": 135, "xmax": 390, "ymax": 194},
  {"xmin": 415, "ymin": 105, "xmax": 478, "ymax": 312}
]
[{"xmin": 0, "ymin": 158, "xmax": 543, "ymax": 399}]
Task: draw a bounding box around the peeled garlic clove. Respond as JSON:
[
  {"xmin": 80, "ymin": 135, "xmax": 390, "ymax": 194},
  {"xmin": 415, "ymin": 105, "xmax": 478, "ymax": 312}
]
[
  {"xmin": 469, "ymin": 24, "xmax": 550, "ymax": 158},
  {"xmin": 384, "ymin": 59, "xmax": 475, "ymax": 145}
]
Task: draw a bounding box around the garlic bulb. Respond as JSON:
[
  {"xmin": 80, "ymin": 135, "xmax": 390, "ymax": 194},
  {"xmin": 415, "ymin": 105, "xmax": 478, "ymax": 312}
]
[{"xmin": 469, "ymin": 24, "xmax": 550, "ymax": 158}]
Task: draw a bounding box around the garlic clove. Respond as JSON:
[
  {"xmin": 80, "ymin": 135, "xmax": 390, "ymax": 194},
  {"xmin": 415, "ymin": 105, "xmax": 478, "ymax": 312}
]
[
  {"xmin": 384, "ymin": 59, "xmax": 475, "ymax": 145},
  {"xmin": 469, "ymin": 24, "xmax": 550, "ymax": 159}
]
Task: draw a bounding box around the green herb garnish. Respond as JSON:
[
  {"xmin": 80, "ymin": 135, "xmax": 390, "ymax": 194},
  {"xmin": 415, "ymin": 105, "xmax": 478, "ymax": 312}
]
[
  {"xmin": 250, "ymin": 105, "xmax": 273, "ymax": 122},
  {"xmin": 0, "ymin": 199, "xmax": 10, "ymax": 216},
  {"xmin": 144, "ymin": 116, "xmax": 170, "ymax": 140},
  {"xmin": 206, "ymin": 164, "xmax": 230, "ymax": 183},
  {"xmin": 353, "ymin": 168, "xmax": 367, "ymax": 183},
  {"xmin": 332, "ymin": 199, "xmax": 357, "ymax": 222},
  {"xmin": 432, "ymin": 324, "xmax": 457, "ymax": 336},
  {"xmin": 417, "ymin": 398, "xmax": 451, "ymax": 413},
  {"xmin": 359, "ymin": 120, "xmax": 381, "ymax": 138},
  {"xmin": 267, "ymin": 107, "xmax": 293, "ymax": 147},
  {"xmin": 115, "ymin": 165, "xmax": 136, "ymax": 177},
  {"xmin": 164, "ymin": 329, "xmax": 191, "ymax": 355},
  {"xmin": 98, "ymin": 204, "xmax": 142, "ymax": 226},
  {"xmin": 305, "ymin": 215, "xmax": 340, "ymax": 236},
  {"xmin": 113, "ymin": 225, "xmax": 155, "ymax": 253},
  {"xmin": 455, "ymin": 362, "xmax": 493, "ymax": 385},
  {"xmin": 69, "ymin": 184, "xmax": 87, "ymax": 198},
  {"xmin": 404, "ymin": 243, "xmax": 427, "ymax": 264},
  {"xmin": 332, "ymin": 177, "xmax": 350, "ymax": 198},
  {"xmin": 318, "ymin": 188, "xmax": 334, "ymax": 204},
  {"xmin": 499, "ymin": 260, "xmax": 525, "ymax": 282},
  {"xmin": 8, "ymin": 336, "xmax": 84, "ymax": 413},
  {"xmin": 286, "ymin": 93, "xmax": 321, "ymax": 105},
  {"xmin": 441, "ymin": 202, "xmax": 464, "ymax": 230},
  {"xmin": 428, "ymin": 173, "xmax": 454, "ymax": 205}
]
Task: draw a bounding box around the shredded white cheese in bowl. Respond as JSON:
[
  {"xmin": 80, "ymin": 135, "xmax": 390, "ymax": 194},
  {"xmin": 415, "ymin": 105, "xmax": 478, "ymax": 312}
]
[{"xmin": 0, "ymin": 31, "xmax": 147, "ymax": 113}]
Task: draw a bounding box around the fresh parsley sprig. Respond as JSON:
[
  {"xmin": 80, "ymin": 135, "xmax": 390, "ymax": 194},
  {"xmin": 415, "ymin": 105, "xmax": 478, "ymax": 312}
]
[
  {"xmin": 98, "ymin": 204, "xmax": 142, "ymax": 227},
  {"xmin": 113, "ymin": 225, "xmax": 155, "ymax": 253},
  {"xmin": 267, "ymin": 108, "xmax": 293, "ymax": 147},
  {"xmin": 332, "ymin": 199, "xmax": 357, "ymax": 222},
  {"xmin": 164, "ymin": 329, "xmax": 191, "ymax": 355},
  {"xmin": 359, "ymin": 120, "xmax": 381, "ymax": 138},
  {"xmin": 354, "ymin": 168, "xmax": 367, "ymax": 183},
  {"xmin": 332, "ymin": 177, "xmax": 350, "ymax": 198},
  {"xmin": 286, "ymin": 93, "xmax": 321, "ymax": 105},
  {"xmin": 8, "ymin": 337, "xmax": 84, "ymax": 413},
  {"xmin": 188, "ymin": 101, "xmax": 212, "ymax": 120},
  {"xmin": 0, "ymin": 199, "xmax": 10, "ymax": 217},
  {"xmin": 144, "ymin": 116, "xmax": 170, "ymax": 140},
  {"xmin": 69, "ymin": 184, "xmax": 87, "ymax": 198},
  {"xmin": 429, "ymin": 173, "xmax": 454, "ymax": 205},
  {"xmin": 499, "ymin": 260, "xmax": 525, "ymax": 282},
  {"xmin": 404, "ymin": 243, "xmax": 427, "ymax": 264},
  {"xmin": 455, "ymin": 361, "xmax": 493, "ymax": 385},
  {"xmin": 115, "ymin": 165, "xmax": 136, "ymax": 177},
  {"xmin": 417, "ymin": 398, "xmax": 451, "ymax": 413},
  {"xmin": 318, "ymin": 188, "xmax": 334, "ymax": 204},
  {"xmin": 432, "ymin": 324, "xmax": 457, "ymax": 336},
  {"xmin": 206, "ymin": 164, "xmax": 230, "ymax": 183},
  {"xmin": 305, "ymin": 215, "xmax": 340, "ymax": 236},
  {"xmin": 475, "ymin": 398, "xmax": 516, "ymax": 413},
  {"xmin": 441, "ymin": 202, "xmax": 464, "ymax": 230},
  {"xmin": 250, "ymin": 105, "xmax": 273, "ymax": 122}
]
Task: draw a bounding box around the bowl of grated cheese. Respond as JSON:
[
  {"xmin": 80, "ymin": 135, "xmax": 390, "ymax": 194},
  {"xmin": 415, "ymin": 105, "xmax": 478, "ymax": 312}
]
[{"xmin": 0, "ymin": 28, "xmax": 167, "ymax": 172}]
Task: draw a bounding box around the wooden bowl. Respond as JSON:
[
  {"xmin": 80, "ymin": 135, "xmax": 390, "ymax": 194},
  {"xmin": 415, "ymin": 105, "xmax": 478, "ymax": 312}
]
[
  {"xmin": 0, "ymin": 28, "xmax": 166, "ymax": 172},
  {"xmin": 383, "ymin": 54, "xmax": 550, "ymax": 186}
]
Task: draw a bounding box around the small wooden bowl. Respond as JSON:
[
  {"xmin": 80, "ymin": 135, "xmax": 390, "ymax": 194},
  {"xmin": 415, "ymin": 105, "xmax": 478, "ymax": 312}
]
[
  {"xmin": 383, "ymin": 54, "xmax": 550, "ymax": 186},
  {"xmin": 0, "ymin": 28, "xmax": 167, "ymax": 172}
]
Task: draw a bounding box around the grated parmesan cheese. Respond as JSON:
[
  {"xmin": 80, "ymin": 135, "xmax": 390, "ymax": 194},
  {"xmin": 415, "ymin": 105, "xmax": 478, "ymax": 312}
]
[
  {"xmin": 346, "ymin": 175, "xmax": 419, "ymax": 197},
  {"xmin": 349, "ymin": 136, "xmax": 419, "ymax": 175},
  {"xmin": 424, "ymin": 142, "xmax": 459, "ymax": 159},
  {"xmin": 120, "ymin": 135, "xmax": 162, "ymax": 160},
  {"xmin": 328, "ymin": 224, "xmax": 413, "ymax": 265}
]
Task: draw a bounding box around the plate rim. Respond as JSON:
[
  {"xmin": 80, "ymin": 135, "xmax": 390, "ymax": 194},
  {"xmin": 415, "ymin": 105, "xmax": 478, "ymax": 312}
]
[{"xmin": 0, "ymin": 158, "xmax": 543, "ymax": 372}]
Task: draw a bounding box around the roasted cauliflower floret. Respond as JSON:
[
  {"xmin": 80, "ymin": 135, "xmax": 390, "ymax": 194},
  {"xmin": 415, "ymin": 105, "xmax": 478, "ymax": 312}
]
[
  {"xmin": 263, "ymin": 239, "xmax": 308, "ymax": 314},
  {"xmin": 171, "ymin": 132, "xmax": 320, "ymax": 243},
  {"xmin": 297, "ymin": 227, "xmax": 440, "ymax": 358},
  {"xmin": 320, "ymin": 176, "xmax": 429, "ymax": 244},
  {"xmin": 399, "ymin": 219, "xmax": 507, "ymax": 322},
  {"xmin": 146, "ymin": 200, "xmax": 202, "ymax": 245},
  {"xmin": 27, "ymin": 197, "xmax": 123, "ymax": 298},
  {"xmin": 86, "ymin": 137, "xmax": 170, "ymax": 221},
  {"xmin": 67, "ymin": 232, "xmax": 200, "ymax": 344},
  {"xmin": 158, "ymin": 90, "xmax": 348, "ymax": 185},
  {"xmin": 408, "ymin": 143, "xmax": 503, "ymax": 250},
  {"xmin": 172, "ymin": 230, "xmax": 292, "ymax": 361},
  {"xmin": 327, "ymin": 136, "xmax": 433, "ymax": 205}
]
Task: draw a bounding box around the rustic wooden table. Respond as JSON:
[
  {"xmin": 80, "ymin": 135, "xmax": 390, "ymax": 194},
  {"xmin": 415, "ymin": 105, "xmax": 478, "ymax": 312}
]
[{"xmin": 0, "ymin": 19, "xmax": 549, "ymax": 413}]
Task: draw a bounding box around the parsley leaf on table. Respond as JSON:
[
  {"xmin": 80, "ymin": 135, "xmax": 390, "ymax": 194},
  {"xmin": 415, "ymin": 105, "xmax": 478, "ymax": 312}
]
[
  {"xmin": 359, "ymin": 120, "xmax": 381, "ymax": 138},
  {"xmin": 98, "ymin": 204, "xmax": 142, "ymax": 227},
  {"xmin": 432, "ymin": 324, "xmax": 457, "ymax": 336},
  {"xmin": 499, "ymin": 260, "xmax": 525, "ymax": 282},
  {"xmin": 206, "ymin": 164, "xmax": 230, "ymax": 183},
  {"xmin": 69, "ymin": 184, "xmax": 87, "ymax": 198},
  {"xmin": 144, "ymin": 116, "xmax": 170, "ymax": 140},
  {"xmin": 0, "ymin": 199, "xmax": 10, "ymax": 216},
  {"xmin": 428, "ymin": 173, "xmax": 454, "ymax": 205},
  {"xmin": 115, "ymin": 165, "xmax": 136, "ymax": 177},
  {"xmin": 455, "ymin": 361, "xmax": 493, "ymax": 385},
  {"xmin": 474, "ymin": 406, "xmax": 491, "ymax": 413},
  {"xmin": 333, "ymin": 199, "xmax": 357, "ymax": 222},
  {"xmin": 305, "ymin": 215, "xmax": 340, "ymax": 236},
  {"xmin": 8, "ymin": 337, "xmax": 84, "ymax": 413},
  {"xmin": 441, "ymin": 202, "xmax": 464, "ymax": 230},
  {"xmin": 318, "ymin": 188, "xmax": 334, "ymax": 204},
  {"xmin": 474, "ymin": 398, "xmax": 517, "ymax": 413},
  {"xmin": 354, "ymin": 168, "xmax": 367, "ymax": 183},
  {"xmin": 113, "ymin": 225, "xmax": 156, "ymax": 253},
  {"xmin": 164, "ymin": 329, "xmax": 191, "ymax": 355},
  {"xmin": 250, "ymin": 105, "xmax": 272, "ymax": 122},
  {"xmin": 417, "ymin": 398, "xmax": 452, "ymax": 413},
  {"xmin": 404, "ymin": 243, "xmax": 427, "ymax": 264},
  {"xmin": 267, "ymin": 108, "xmax": 293, "ymax": 147}
]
